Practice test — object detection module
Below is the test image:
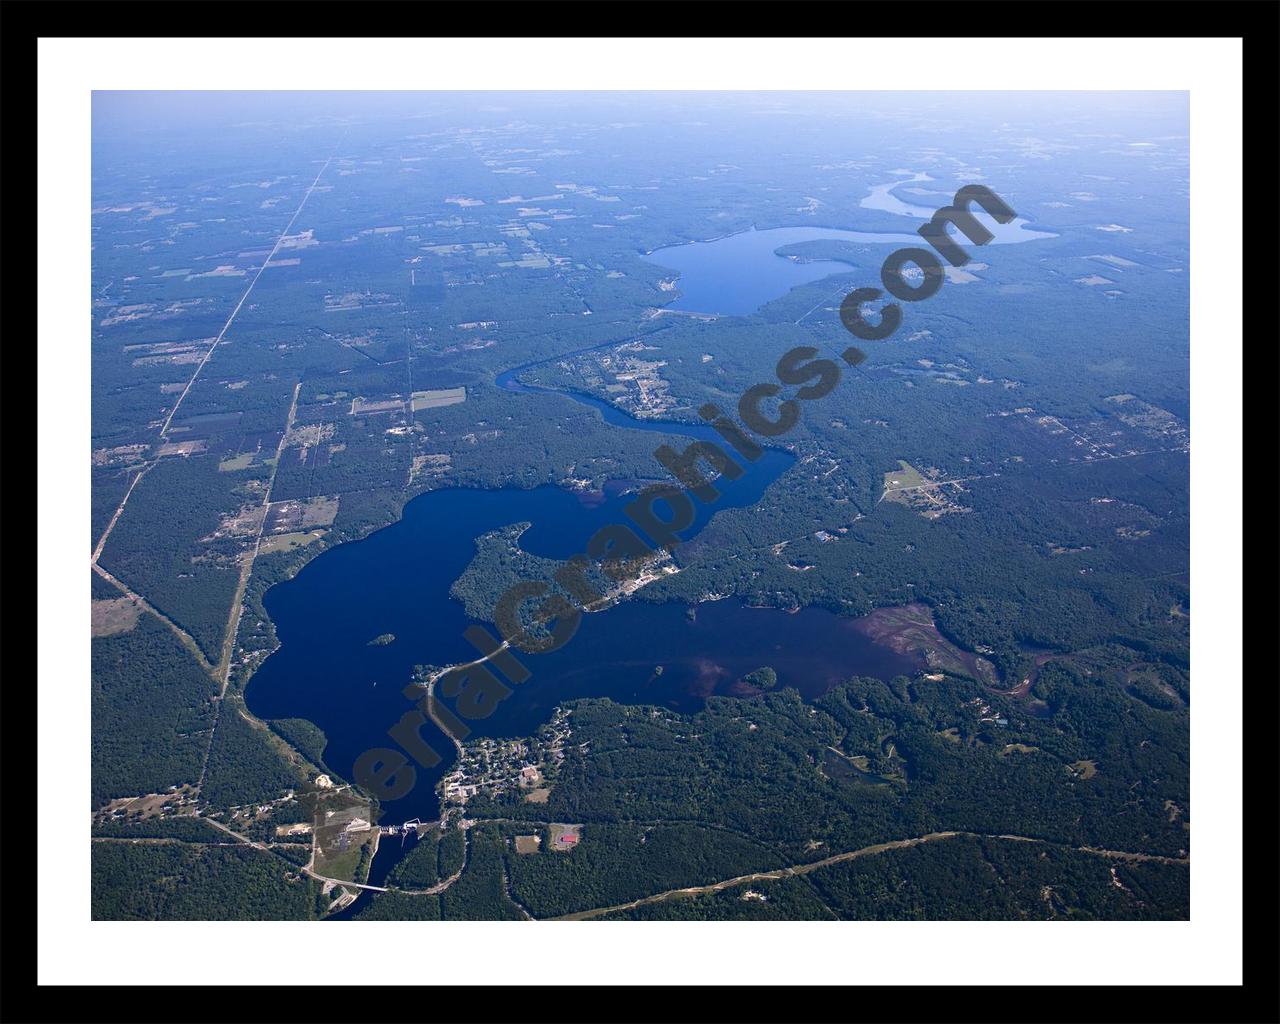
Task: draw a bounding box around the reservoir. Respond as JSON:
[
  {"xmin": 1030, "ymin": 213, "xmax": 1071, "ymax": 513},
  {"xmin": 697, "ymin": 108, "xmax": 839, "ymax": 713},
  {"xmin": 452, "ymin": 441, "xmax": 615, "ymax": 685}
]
[
  {"xmin": 246, "ymin": 378, "xmax": 917, "ymax": 828},
  {"xmin": 245, "ymin": 197, "xmax": 967, "ymax": 845},
  {"xmin": 246, "ymin": 466, "xmax": 921, "ymax": 825}
]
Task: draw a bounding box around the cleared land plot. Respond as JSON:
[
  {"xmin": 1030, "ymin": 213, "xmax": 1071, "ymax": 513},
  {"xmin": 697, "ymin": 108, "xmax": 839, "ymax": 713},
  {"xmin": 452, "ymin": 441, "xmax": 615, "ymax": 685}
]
[
  {"xmin": 411, "ymin": 387, "xmax": 466, "ymax": 412},
  {"xmin": 91, "ymin": 596, "xmax": 143, "ymax": 637},
  {"xmin": 260, "ymin": 530, "xmax": 326, "ymax": 556},
  {"xmin": 218, "ymin": 453, "xmax": 254, "ymax": 472},
  {"xmin": 350, "ymin": 397, "xmax": 406, "ymax": 416},
  {"xmin": 282, "ymin": 423, "xmax": 336, "ymax": 455},
  {"xmin": 410, "ymin": 453, "xmax": 452, "ymax": 481},
  {"xmin": 881, "ymin": 460, "xmax": 969, "ymax": 519},
  {"xmin": 548, "ymin": 823, "xmax": 582, "ymax": 851},
  {"xmin": 514, "ymin": 834, "xmax": 542, "ymax": 855},
  {"xmin": 882, "ymin": 459, "xmax": 928, "ymax": 493},
  {"xmin": 1104, "ymin": 395, "xmax": 1189, "ymax": 447},
  {"xmin": 93, "ymin": 444, "xmax": 149, "ymax": 467},
  {"xmin": 1088, "ymin": 253, "xmax": 1141, "ymax": 269},
  {"xmin": 157, "ymin": 440, "xmax": 208, "ymax": 458},
  {"xmin": 266, "ymin": 496, "xmax": 340, "ymax": 533},
  {"xmin": 298, "ymin": 495, "xmax": 340, "ymax": 527},
  {"xmin": 99, "ymin": 784, "xmax": 198, "ymax": 821},
  {"xmin": 312, "ymin": 797, "xmax": 377, "ymax": 882}
]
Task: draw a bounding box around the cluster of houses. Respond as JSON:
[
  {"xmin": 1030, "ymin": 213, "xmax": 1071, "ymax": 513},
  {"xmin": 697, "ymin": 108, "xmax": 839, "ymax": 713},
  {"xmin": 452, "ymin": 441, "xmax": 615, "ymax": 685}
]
[
  {"xmin": 227, "ymin": 789, "xmax": 297, "ymax": 823},
  {"xmin": 965, "ymin": 696, "xmax": 1010, "ymax": 728},
  {"xmin": 440, "ymin": 710, "xmax": 573, "ymax": 806}
]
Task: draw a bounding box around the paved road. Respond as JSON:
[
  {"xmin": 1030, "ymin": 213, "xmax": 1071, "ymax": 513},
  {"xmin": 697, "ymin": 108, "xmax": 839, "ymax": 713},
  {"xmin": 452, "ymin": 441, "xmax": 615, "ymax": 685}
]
[
  {"xmin": 551, "ymin": 831, "xmax": 1188, "ymax": 921},
  {"xmin": 203, "ymin": 816, "xmax": 389, "ymax": 893}
]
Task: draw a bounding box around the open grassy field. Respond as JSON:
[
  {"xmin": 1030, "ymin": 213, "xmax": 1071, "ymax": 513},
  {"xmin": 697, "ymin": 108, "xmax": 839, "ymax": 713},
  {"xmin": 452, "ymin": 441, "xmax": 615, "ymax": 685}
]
[
  {"xmin": 259, "ymin": 530, "xmax": 325, "ymax": 556},
  {"xmin": 882, "ymin": 459, "xmax": 928, "ymax": 494},
  {"xmin": 91, "ymin": 596, "xmax": 142, "ymax": 637},
  {"xmin": 311, "ymin": 797, "xmax": 377, "ymax": 882},
  {"xmin": 411, "ymin": 387, "xmax": 466, "ymax": 412},
  {"xmin": 217, "ymin": 453, "xmax": 254, "ymax": 472}
]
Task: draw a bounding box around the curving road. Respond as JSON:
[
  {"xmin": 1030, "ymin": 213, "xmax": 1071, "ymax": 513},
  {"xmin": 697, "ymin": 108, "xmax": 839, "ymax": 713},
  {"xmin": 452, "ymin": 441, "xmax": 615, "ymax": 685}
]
[{"xmin": 550, "ymin": 830, "xmax": 1188, "ymax": 921}]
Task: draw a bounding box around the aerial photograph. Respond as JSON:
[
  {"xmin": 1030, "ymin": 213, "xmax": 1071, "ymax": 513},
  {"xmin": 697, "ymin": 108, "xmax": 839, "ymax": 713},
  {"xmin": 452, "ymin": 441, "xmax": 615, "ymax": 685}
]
[{"xmin": 88, "ymin": 90, "xmax": 1191, "ymax": 922}]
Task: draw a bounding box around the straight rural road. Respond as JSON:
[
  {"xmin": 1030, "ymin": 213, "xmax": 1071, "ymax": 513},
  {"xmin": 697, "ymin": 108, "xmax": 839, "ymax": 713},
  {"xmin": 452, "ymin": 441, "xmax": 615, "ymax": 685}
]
[{"xmin": 91, "ymin": 153, "xmax": 334, "ymax": 582}]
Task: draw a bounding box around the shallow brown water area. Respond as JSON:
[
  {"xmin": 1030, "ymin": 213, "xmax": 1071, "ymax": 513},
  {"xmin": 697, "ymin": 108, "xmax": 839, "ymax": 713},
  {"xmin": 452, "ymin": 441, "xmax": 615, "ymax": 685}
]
[{"xmin": 852, "ymin": 602, "xmax": 1000, "ymax": 688}]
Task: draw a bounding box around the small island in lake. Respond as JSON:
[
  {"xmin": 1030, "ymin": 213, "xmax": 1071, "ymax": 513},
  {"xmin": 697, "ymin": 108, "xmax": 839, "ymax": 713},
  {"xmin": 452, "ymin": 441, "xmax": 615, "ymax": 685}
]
[{"xmin": 367, "ymin": 633, "xmax": 396, "ymax": 647}]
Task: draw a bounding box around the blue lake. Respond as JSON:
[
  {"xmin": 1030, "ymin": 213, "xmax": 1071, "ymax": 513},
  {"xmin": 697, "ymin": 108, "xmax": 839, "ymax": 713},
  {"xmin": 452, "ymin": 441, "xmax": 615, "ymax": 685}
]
[
  {"xmin": 641, "ymin": 176, "xmax": 1057, "ymax": 315},
  {"xmin": 642, "ymin": 225, "xmax": 917, "ymax": 316}
]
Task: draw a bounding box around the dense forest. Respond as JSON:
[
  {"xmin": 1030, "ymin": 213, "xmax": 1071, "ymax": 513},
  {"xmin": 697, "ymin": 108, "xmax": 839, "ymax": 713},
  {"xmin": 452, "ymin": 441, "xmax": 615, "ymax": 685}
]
[
  {"xmin": 97, "ymin": 453, "xmax": 265, "ymax": 662},
  {"xmin": 442, "ymin": 663, "xmax": 1188, "ymax": 919},
  {"xmin": 437, "ymin": 824, "xmax": 527, "ymax": 921},
  {"xmin": 91, "ymin": 615, "xmax": 217, "ymax": 806},
  {"xmin": 504, "ymin": 822, "xmax": 783, "ymax": 919},
  {"xmin": 382, "ymin": 827, "xmax": 466, "ymax": 890},
  {"xmin": 91, "ymin": 841, "xmax": 322, "ymax": 920},
  {"xmin": 603, "ymin": 834, "xmax": 1188, "ymax": 921},
  {"xmin": 200, "ymin": 698, "xmax": 308, "ymax": 811}
]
